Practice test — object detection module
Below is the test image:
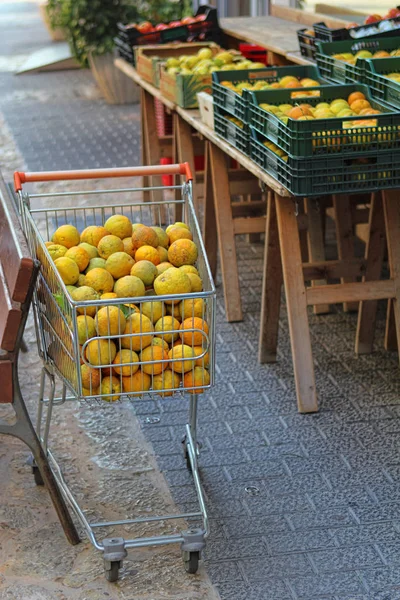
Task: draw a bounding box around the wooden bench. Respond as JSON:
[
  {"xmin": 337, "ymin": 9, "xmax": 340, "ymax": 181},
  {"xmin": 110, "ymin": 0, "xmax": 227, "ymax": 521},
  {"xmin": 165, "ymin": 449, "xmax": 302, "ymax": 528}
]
[{"xmin": 0, "ymin": 172, "xmax": 79, "ymax": 545}]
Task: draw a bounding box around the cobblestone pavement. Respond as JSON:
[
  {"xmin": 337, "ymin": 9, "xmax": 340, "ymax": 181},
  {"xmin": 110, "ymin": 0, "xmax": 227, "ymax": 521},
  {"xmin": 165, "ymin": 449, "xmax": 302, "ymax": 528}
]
[{"xmin": 3, "ymin": 3, "xmax": 400, "ymax": 600}]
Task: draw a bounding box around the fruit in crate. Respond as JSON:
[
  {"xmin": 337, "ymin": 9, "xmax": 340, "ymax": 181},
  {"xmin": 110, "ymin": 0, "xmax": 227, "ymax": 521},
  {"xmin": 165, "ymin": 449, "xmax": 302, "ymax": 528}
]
[
  {"xmin": 332, "ymin": 47, "xmax": 400, "ymax": 64},
  {"xmin": 164, "ymin": 47, "xmax": 263, "ymax": 77},
  {"xmin": 220, "ymin": 75, "xmax": 321, "ymax": 96},
  {"xmin": 46, "ymin": 217, "xmax": 210, "ymax": 400}
]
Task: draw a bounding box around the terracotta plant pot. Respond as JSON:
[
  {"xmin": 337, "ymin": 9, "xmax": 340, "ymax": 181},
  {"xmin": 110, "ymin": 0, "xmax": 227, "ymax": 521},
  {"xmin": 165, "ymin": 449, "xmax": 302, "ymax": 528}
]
[
  {"xmin": 89, "ymin": 53, "xmax": 140, "ymax": 105},
  {"xmin": 39, "ymin": 1, "xmax": 66, "ymax": 42}
]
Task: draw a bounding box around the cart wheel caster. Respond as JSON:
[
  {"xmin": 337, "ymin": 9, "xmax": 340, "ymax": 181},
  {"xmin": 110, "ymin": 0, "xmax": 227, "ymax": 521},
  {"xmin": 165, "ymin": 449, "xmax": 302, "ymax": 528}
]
[
  {"xmin": 104, "ymin": 561, "xmax": 120, "ymax": 582},
  {"xmin": 32, "ymin": 465, "xmax": 44, "ymax": 486},
  {"xmin": 184, "ymin": 551, "xmax": 200, "ymax": 574}
]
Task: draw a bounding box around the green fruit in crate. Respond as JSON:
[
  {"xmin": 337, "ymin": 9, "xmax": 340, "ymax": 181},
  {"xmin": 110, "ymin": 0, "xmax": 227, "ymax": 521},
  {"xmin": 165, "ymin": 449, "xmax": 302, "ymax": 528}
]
[
  {"xmin": 216, "ymin": 51, "xmax": 234, "ymax": 64},
  {"xmin": 197, "ymin": 47, "xmax": 213, "ymax": 60},
  {"xmin": 166, "ymin": 57, "xmax": 180, "ymax": 69}
]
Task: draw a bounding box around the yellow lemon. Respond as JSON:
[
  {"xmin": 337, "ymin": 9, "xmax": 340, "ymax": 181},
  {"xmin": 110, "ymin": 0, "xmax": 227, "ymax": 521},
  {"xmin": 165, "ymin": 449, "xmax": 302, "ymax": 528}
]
[
  {"xmin": 104, "ymin": 214, "xmax": 132, "ymax": 239},
  {"xmin": 52, "ymin": 224, "xmax": 80, "ymax": 248}
]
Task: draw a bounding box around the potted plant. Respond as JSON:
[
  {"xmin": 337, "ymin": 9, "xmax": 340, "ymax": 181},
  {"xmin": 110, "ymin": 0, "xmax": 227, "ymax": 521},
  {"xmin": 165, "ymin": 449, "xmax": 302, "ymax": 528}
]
[{"xmin": 40, "ymin": 0, "xmax": 66, "ymax": 42}]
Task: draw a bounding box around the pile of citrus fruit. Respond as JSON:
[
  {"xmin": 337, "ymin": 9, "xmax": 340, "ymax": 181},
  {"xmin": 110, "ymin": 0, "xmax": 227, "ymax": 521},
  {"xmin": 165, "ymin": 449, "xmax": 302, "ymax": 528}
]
[
  {"xmin": 332, "ymin": 48, "xmax": 400, "ymax": 65},
  {"xmin": 44, "ymin": 216, "xmax": 210, "ymax": 400},
  {"xmin": 221, "ymin": 74, "xmax": 321, "ymax": 96}
]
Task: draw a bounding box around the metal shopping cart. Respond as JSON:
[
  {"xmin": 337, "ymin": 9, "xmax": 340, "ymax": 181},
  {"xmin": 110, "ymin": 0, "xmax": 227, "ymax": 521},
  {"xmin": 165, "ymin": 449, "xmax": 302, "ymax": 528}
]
[{"xmin": 14, "ymin": 164, "xmax": 216, "ymax": 582}]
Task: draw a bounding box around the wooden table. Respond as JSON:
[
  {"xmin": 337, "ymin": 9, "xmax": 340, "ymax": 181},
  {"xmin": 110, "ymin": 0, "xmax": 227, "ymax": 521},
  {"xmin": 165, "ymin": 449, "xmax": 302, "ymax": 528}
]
[{"xmin": 115, "ymin": 52, "xmax": 400, "ymax": 415}]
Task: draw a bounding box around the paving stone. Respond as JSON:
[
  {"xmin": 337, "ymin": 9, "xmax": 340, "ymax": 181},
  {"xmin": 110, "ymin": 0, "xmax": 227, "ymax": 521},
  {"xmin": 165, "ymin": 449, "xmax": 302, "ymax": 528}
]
[
  {"xmin": 288, "ymin": 508, "xmax": 356, "ymax": 530},
  {"xmin": 264, "ymin": 529, "xmax": 336, "ymax": 554},
  {"xmin": 360, "ymin": 566, "xmax": 400, "ymax": 591},
  {"xmin": 333, "ymin": 524, "xmax": 400, "ymax": 547},
  {"xmin": 239, "ymin": 553, "xmax": 313, "ymax": 580},
  {"xmin": 289, "ymin": 571, "xmax": 366, "ymax": 598},
  {"xmin": 309, "ymin": 546, "xmax": 383, "ymax": 573}
]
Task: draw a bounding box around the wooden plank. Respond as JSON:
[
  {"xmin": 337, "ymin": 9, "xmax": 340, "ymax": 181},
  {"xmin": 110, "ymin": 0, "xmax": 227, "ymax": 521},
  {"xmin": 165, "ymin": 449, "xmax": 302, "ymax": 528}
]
[
  {"xmin": 140, "ymin": 89, "xmax": 151, "ymax": 203},
  {"xmin": 175, "ymin": 115, "xmax": 200, "ymax": 213},
  {"xmin": 307, "ymin": 280, "xmax": 394, "ymax": 306},
  {"xmin": 275, "ymin": 194, "xmax": 318, "ymax": 413},
  {"xmin": 232, "ymin": 200, "xmax": 266, "ymax": 218},
  {"xmin": 333, "ymin": 194, "xmax": 358, "ymax": 312},
  {"xmin": 233, "ymin": 217, "xmax": 266, "ymax": 235},
  {"xmin": 203, "ymin": 142, "xmax": 218, "ymax": 281},
  {"xmin": 258, "ymin": 192, "xmax": 283, "ymax": 364},
  {"xmin": 303, "ymin": 258, "xmax": 366, "ymax": 281},
  {"xmin": 355, "ymin": 193, "xmax": 386, "ymax": 355},
  {"xmin": 114, "ymin": 58, "xmax": 176, "ymax": 110},
  {"xmin": 383, "ymin": 189, "xmax": 400, "ymax": 363},
  {"xmin": 230, "ymin": 179, "xmax": 262, "ymax": 196},
  {"xmin": 0, "ymin": 361, "xmax": 13, "ymax": 404},
  {"xmin": 385, "ymin": 300, "xmax": 398, "ymax": 351},
  {"xmin": 269, "ymin": 6, "xmax": 356, "ymax": 28},
  {"xmin": 210, "ymin": 143, "xmax": 242, "ymax": 322},
  {"xmin": 142, "ymin": 90, "xmax": 164, "ymax": 205},
  {"xmin": 304, "ymin": 198, "xmax": 329, "ymax": 314},
  {"xmin": 0, "ymin": 263, "xmax": 21, "ymax": 353}
]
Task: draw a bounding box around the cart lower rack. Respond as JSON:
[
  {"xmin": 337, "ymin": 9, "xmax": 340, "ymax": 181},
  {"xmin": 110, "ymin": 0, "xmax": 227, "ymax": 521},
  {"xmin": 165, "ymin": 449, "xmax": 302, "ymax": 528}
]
[{"xmin": 15, "ymin": 163, "xmax": 216, "ymax": 581}]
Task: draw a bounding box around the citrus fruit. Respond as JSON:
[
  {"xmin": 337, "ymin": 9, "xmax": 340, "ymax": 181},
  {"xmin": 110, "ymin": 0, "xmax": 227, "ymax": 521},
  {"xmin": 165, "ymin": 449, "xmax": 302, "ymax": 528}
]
[
  {"xmin": 79, "ymin": 243, "xmax": 98, "ymax": 259},
  {"xmin": 348, "ymin": 91, "xmax": 366, "ymax": 105},
  {"xmin": 47, "ymin": 244, "xmax": 67, "ymax": 260},
  {"xmin": 130, "ymin": 260, "xmax": 157, "ymax": 287},
  {"xmin": 65, "ymin": 246, "xmax": 90, "ymax": 272},
  {"xmin": 54, "ymin": 256, "xmax": 80, "ymax": 285},
  {"xmin": 154, "ymin": 267, "xmax": 191, "ymax": 303},
  {"xmin": 151, "ymin": 337, "xmax": 169, "ymax": 352},
  {"xmin": 86, "ymin": 339, "xmax": 117, "ymax": 366},
  {"xmin": 152, "ymin": 226, "xmax": 169, "ymax": 248},
  {"xmin": 122, "ymin": 237, "xmax": 136, "ymax": 258},
  {"xmin": 82, "ymin": 386, "xmax": 100, "ymax": 397},
  {"xmin": 152, "ymin": 370, "xmax": 181, "ymax": 396},
  {"xmin": 100, "ymin": 375, "xmax": 121, "ymax": 402},
  {"xmin": 104, "ymin": 214, "xmax": 132, "ymax": 239},
  {"xmin": 45, "ymin": 242, "xmax": 53, "ymax": 248},
  {"xmin": 132, "ymin": 223, "xmax": 145, "ymax": 232},
  {"xmin": 155, "ymin": 315, "xmax": 180, "ymax": 343},
  {"xmin": 168, "ymin": 239, "xmax": 198, "ymax": 267},
  {"xmin": 77, "ymin": 274, "xmax": 86, "ymax": 287},
  {"xmin": 158, "ymin": 246, "xmax": 168, "ymax": 263},
  {"xmin": 166, "ymin": 222, "xmax": 190, "ymax": 234},
  {"xmin": 167, "ymin": 226, "xmax": 193, "ymax": 244},
  {"xmin": 80, "ymin": 225, "xmax": 108, "ymax": 247},
  {"xmin": 134, "ymin": 245, "xmax": 160, "ymax": 265},
  {"xmin": 95, "ymin": 306, "xmax": 126, "ymax": 337},
  {"xmin": 112, "ymin": 349, "xmax": 139, "ymax": 376},
  {"xmin": 81, "ymin": 363, "xmax": 101, "ymax": 389},
  {"xmin": 76, "ymin": 315, "xmax": 96, "ymax": 345},
  {"xmin": 85, "ymin": 268, "xmax": 114, "ymax": 294},
  {"xmin": 66, "ymin": 285, "xmax": 77, "ymax": 295},
  {"xmin": 350, "ymin": 99, "xmax": 371, "ymax": 114},
  {"xmin": 141, "ymin": 301, "xmax": 164, "ymax": 323},
  {"xmin": 157, "ymin": 262, "xmax": 174, "ymax": 275},
  {"xmin": 131, "ymin": 225, "xmax": 159, "ymax": 251},
  {"xmin": 121, "ymin": 313, "xmax": 153, "ymax": 351},
  {"xmin": 52, "ymin": 224, "xmax": 80, "ymax": 248},
  {"xmin": 140, "ymin": 345, "xmax": 168, "ymax": 375},
  {"xmin": 187, "ymin": 273, "xmax": 203, "ymax": 292},
  {"xmin": 193, "ymin": 346, "xmax": 210, "ymax": 368},
  {"xmin": 167, "ymin": 303, "xmax": 181, "ymax": 321},
  {"xmin": 85, "ymin": 257, "xmax": 106, "ymax": 272},
  {"xmin": 179, "ymin": 265, "xmax": 199, "ymax": 276},
  {"xmin": 100, "ymin": 292, "xmax": 117, "ymax": 300},
  {"xmin": 105, "ymin": 252, "xmax": 135, "ymax": 279},
  {"xmin": 168, "ymin": 344, "xmax": 195, "ymax": 373},
  {"xmin": 122, "ymin": 370, "xmax": 151, "ymax": 395},
  {"xmin": 114, "ymin": 275, "xmax": 145, "ymax": 298},
  {"xmin": 183, "ymin": 367, "xmax": 210, "ymax": 393},
  {"xmin": 180, "ymin": 317, "xmax": 209, "ymax": 346},
  {"xmin": 71, "ymin": 286, "xmax": 99, "ymax": 317},
  {"xmin": 97, "ymin": 235, "xmax": 124, "ymax": 259}
]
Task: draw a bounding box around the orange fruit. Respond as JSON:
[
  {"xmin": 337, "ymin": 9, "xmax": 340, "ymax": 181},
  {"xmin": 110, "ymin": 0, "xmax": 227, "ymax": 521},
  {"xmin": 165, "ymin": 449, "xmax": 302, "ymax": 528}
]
[
  {"xmin": 104, "ymin": 214, "xmax": 132, "ymax": 239},
  {"xmin": 131, "ymin": 225, "xmax": 159, "ymax": 251},
  {"xmin": 100, "ymin": 292, "xmax": 117, "ymax": 300},
  {"xmin": 95, "ymin": 306, "xmax": 126, "ymax": 337},
  {"xmin": 121, "ymin": 313, "xmax": 153, "ymax": 351},
  {"xmin": 350, "ymin": 99, "xmax": 371, "ymax": 114},
  {"xmin": 81, "ymin": 364, "xmax": 101, "ymax": 389},
  {"xmin": 85, "ymin": 268, "xmax": 114, "ymax": 294},
  {"xmin": 47, "ymin": 244, "xmax": 67, "ymax": 260},
  {"xmin": 100, "ymin": 375, "xmax": 121, "ymax": 402},
  {"xmin": 180, "ymin": 317, "xmax": 209, "ymax": 346},
  {"xmin": 158, "ymin": 246, "xmax": 168, "ymax": 263},
  {"xmin": 134, "ymin": 245, "xmax": 160, "ymax": 265},
  {"xmin": 179, "ymin": 265, "xmax": 199, "ymax": 276},
  {"xmin": 114, "ymin": 275, "xmax": 145, "ymax": 298},
  {"xmin": 76, "ymin": 314, "xmax": 96, "ymax": 345},
  {"xmin": 54, "ymin": 256, "xmax": 80, "ymax": 285},
  {"xmin": 151, "ymin": 337, "xmax": 169, "ymax": 352},
  {"xmin": 287, "ymin": 105, "xmax": 313, "ymax": 119},
  {"xmin": 187, "ymin": 273, "xmax": 203, "ymax": 292},
  {"xmin": 122, "ymin": 370, "xmax": 151, "ymax": 395},
  {"xmin": 140, "ymin": 345, "xmax": 168, "ymax": 375},
  {"xmin": 183, "ymin": 367, "xmax": 210, "ymax": 394},
  {"xmin": 112, "ymin": 349, "xmax": 139, "ymax": 376},
  {"xmin": 79, "ymin": 242, "xmax": 98, "ymax": 259},
  {"xmin": 141, "ymin": 301, "xmax": 164, "ymax": 323},
  {"xmin": 152, "ymin": 226, "xmax": 169, "ymax": 248},
  {"xmin": 157, "ymin": 262, "xmax": 174, "ymax": 275},
  {"xmin": 65, "ymin": 246, "xmax": 90, "ymax": 272},
  {"xmin": 193, "ymin": 346, "xmax": 210, "ymax": 368},
  {"xmin": 166, "ymin": 302, "xmax": 181, "ymax": 321},
  {"xmin": 86, "ymin": 339, "xmax": 117, "ymax": 366},
  {"xmin": 130, "ymin": 260, "xmax": 158, "ymax": 286},
  {"xmin": 168, "ymin": 239, "xmax": 198, "ymax": 267},
  {"xmin": 167, "ymin": 226, "xmax": 193, "ymax": 244},
  {"xmin": 97, "ymin": 235, "xmax": 124, "ymax": 259},
  {"xmin": 168, "ymin": 344, "xmax": 195, "ymax": 373},
  {"xmin": 52, "ymin": 224, "xmax": 80, "ymax": 249},
  {"xmin": 71, "ymin": 286, "xmax": 99, "ymax": 317},
  {"xmin": 155, "ymin": 315, "xmax": 180, "ymax": 344},
  {"xmin": 284, "ymin": 80, "xmax": 301, "ymax": 89},
  {"xmin": 152, "ymin": 369, "xmax": 181, "ymax": 396},
  {"xmin": 105, "ymin": 252, "xmax": 135, "ymax": 279},
  {"xmin": 80, "ymin": 226, "xmax": 108, "ymax": 247},
  {"xmin": 85, "ymin": 257, "xmax": 106, "ymax": 272},
  {"xmin": 154, "ymin": 267, "xmax": 191, "ymax": 303},
  {"xmin": 348, "ymin": 91, "xmax": 366, "ymax": 105},
  {"xmin": 122, "ymin": 237, "xmax": 136, "ymax": 258}
]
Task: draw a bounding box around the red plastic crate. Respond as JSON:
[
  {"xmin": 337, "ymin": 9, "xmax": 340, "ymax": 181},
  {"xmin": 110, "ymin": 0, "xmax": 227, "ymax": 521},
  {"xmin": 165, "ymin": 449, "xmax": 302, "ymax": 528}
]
[
  {"xmin": 154, "ymin": 98, "xmax": 173, "ymax": 137},
  {"xmin": 239, "ymin": 43, "xmax": 268, "ymax": 65}
]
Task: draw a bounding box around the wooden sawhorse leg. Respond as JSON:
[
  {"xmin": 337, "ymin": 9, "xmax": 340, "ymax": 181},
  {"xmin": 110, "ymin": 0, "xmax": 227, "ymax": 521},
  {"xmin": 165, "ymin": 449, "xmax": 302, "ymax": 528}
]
[
  {"xmin": 333, "ymin": 194, "xmax": 358, "ymax": 312},
  {"xmin": 174, "ymin": 114, "xmax": 199, "ymax": 214},
  {"xmin": 383, "ymin": 189, "xmax": 400, "ymax": 359},
  {"xmin": 259, "ymin": 191, "xmax": 283, "ymax": 363},
  {"xmin": 203, "ymin": 142, "xmax": 217, "ymax": 281},
  {"xmin": 275, "ymin": 193, "xmax": 318, "ymax": 413},
  {"xmin": 355, "ymin": 192, "xmax": 386, "ymax": 354},
  {"xmin": 140, "ymin": 89, "xmax": 151, "ymax": 203},
  {"xmin": 304, "ymin": 197, "xmax": 330, "ymax": 314}
]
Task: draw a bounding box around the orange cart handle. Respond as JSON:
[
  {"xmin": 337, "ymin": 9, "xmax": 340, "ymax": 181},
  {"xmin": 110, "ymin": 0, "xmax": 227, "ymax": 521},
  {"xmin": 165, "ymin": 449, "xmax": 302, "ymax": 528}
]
[{"xmin": 14, "ymin": 163, "xmax": 193, "ymax": 192}]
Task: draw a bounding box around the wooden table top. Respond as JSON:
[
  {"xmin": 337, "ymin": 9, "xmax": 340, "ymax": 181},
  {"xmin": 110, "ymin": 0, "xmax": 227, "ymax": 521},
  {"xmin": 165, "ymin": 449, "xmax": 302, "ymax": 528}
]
[{"xmin": 114, "ymin": 58, "xmax": 290, "ymax": 197}]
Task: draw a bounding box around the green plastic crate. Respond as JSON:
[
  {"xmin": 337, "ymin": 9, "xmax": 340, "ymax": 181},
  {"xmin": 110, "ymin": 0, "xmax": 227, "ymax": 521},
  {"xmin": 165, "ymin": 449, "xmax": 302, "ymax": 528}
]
[
  {"xmin": 364, "ymin": 56, "xmax": 400, "ymax": 109},
  {"xmin": 249, "ymin": 127, "xmax": 400, "ymax": 197},
  {"xmin": 212, "ymin": 65, "xmax": 326, "ymax": 122},
  {"xmin": 316, "ymin": 36, "xmax": 400, "ymax": 84},
  {"xmin": 214, "ymin": 107, "xmax": 250, "ymax": 154},
  {"xmin": 248, "ymin": 83, "xmax": 400, "ymax": 157}
]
